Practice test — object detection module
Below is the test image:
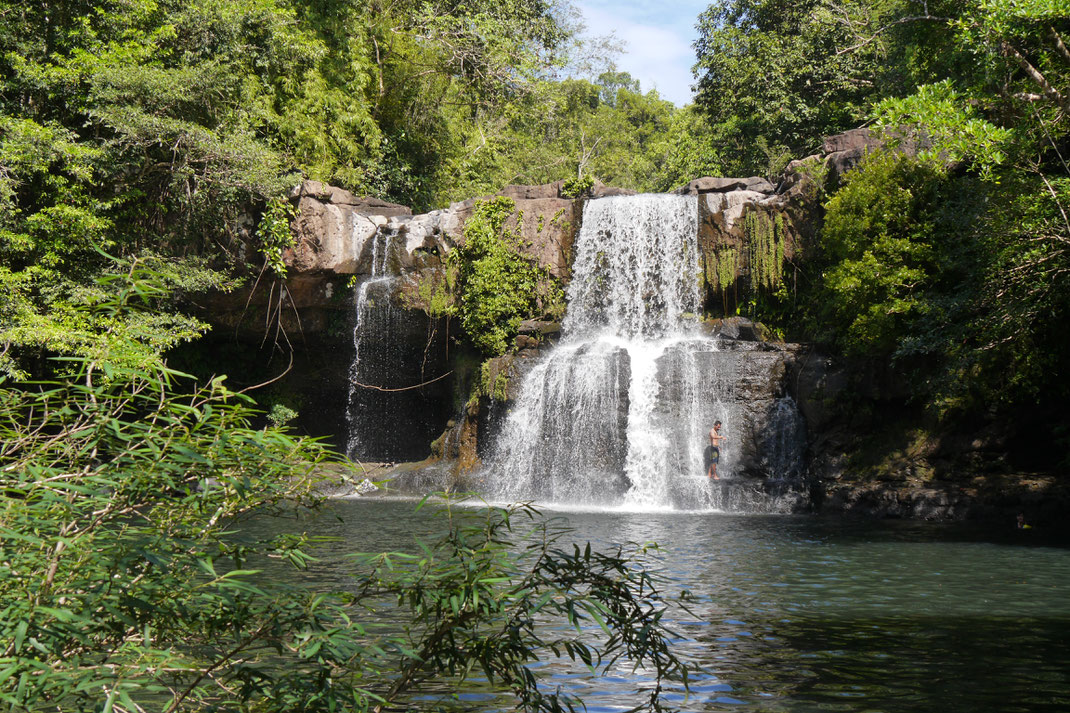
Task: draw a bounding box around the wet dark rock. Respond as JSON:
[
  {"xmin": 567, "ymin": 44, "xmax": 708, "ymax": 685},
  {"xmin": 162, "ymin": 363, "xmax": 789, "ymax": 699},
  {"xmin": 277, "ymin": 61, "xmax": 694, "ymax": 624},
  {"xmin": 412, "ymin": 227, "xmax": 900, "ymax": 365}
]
[
  {"xmin": 701, "ymin": 317, "xmax": 776, "ymax": 342},
  {"xmin": 205, "ymin": 133, "xmax": 1017, "ymax": 519},
  {"xmin": 518, "ymin": 319, "xmax": 561, "ymax": 336}
]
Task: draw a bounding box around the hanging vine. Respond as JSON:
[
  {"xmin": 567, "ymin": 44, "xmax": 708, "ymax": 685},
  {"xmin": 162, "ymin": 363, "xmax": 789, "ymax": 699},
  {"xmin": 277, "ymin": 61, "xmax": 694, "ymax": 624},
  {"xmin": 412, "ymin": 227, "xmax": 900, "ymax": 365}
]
[{"xmin": 745, "ymin": 210, "xmax": 786, "ymax": 292}]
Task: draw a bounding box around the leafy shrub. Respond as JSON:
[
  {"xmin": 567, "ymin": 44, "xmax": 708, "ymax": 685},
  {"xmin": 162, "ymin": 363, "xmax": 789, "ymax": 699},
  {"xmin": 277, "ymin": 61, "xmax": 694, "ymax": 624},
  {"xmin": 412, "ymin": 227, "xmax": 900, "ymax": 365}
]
[
  {"xmin": 450, "ymin": 197, "xmax": 564, "ymax": 355},
  {"xmin": 815, "ymin": 152, "xmax": 948, "ymax": 357},
  {"xmin": 256, "ymin": 197, "xmax": 298, "ymax": 278},
  {"xmin": 561, "ymin": 174, "xmax": 594, "ymax": 198}
]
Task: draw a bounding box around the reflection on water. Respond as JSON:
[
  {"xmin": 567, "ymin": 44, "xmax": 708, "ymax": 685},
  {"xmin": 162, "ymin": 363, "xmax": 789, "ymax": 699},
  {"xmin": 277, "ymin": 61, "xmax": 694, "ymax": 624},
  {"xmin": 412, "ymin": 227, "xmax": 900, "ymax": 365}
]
[{"xmin": 248, "ymin": 500, "xmax": 1070, "ymax": 712}]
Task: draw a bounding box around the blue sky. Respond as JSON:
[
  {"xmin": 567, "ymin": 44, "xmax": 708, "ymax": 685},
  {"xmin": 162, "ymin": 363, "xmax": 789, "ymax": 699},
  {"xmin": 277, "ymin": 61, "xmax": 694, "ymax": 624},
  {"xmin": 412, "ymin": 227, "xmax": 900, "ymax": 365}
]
[{"xmin": 573, "ymin": 0, "xmax": 711, "ymax": 106}]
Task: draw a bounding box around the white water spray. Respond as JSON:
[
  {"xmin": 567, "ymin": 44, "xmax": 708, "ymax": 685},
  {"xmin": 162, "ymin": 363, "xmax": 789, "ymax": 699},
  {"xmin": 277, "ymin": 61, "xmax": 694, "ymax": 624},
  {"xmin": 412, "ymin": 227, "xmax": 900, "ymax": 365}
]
[{"xmin": 485, "ymin": 195, "xmax": 756, "ymax": 510}]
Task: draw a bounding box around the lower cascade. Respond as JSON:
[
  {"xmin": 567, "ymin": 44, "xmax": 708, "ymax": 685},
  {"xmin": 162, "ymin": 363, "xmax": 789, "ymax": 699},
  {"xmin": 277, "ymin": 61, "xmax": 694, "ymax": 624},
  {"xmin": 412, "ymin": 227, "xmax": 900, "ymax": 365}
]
[{"xmin": 483, "ymin": 194, "xmax": 807, "ymax": 512}]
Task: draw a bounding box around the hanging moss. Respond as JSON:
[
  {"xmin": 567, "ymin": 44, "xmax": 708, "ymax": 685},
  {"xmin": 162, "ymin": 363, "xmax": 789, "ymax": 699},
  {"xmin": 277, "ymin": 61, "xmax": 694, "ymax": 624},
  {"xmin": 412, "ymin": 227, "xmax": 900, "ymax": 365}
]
[
  {"xmin": 713, "ymin": 247, "xmax": 738, "ymax": 292},
  {"xmin": 475, "ymin": 357, "xmax": 511, "ymax": 404},
  {"xmin": 745, "ymin": 210, "xmax": 786, "ymax": 292}
]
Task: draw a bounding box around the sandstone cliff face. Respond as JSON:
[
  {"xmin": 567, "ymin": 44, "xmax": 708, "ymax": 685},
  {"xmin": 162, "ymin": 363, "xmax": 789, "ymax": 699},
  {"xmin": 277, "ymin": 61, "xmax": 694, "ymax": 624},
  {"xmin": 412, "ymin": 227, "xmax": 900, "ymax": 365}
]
[
  {"xmin": 286, "ymin": 180, "xmax": 590, "ymax": 280},
  {"xmin": 205, "ymin": 181, "xmax": 581, "ymax": 346},
  {"xmin": 202, "ymin": 134, "xmax": 850, "ymax": 486}
]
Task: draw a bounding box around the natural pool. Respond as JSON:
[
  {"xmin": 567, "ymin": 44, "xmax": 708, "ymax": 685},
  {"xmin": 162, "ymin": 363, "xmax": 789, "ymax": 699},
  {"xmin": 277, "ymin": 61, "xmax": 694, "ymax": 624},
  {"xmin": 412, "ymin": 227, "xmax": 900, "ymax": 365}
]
[{"xmin": 256, "ymin": 498, "xmax": 1070, "ymax": 712}]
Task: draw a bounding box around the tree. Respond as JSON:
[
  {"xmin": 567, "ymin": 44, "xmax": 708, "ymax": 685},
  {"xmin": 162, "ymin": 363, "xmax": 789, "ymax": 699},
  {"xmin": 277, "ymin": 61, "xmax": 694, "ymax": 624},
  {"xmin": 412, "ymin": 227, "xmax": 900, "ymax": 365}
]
[
  {"xmin": 814, "ymin": 152, "xmax": 984, "ymax": 360},
  {"xmin": 0, "ymin": 0, "xmax": 592, "ymax": 380},
  {"xmin": 692, "ymin": 0, "xmax": 1070, "ymax": 462},
  {"xmin": 692, "ymin": 0, "xmax": 890, "ymax": 174},
  {"xmin": 691, "ymin": 0, "xmax": 974, "ymax": 175},
  {"xmin": 439, "ymin": 76, "xmax": 692, "ymax": 201}
]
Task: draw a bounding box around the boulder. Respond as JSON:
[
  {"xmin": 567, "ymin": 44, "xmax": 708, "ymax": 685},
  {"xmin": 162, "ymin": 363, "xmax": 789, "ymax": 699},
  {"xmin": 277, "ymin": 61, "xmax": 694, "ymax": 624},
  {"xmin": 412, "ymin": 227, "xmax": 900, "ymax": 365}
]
[
  {"xmin": 590, "ymin": 180, "xmax": 639, "ymax": 198},
  {"xmin": 704, "ymin": 190, "xmax": 769, "ymax": 229},
  {"xmin": 822, "ymin": 127, "xmax": 884, "ymax": 155},
  {"xmin": 819, "ymin": 127, "xmax": 936, "ymax": 187},
  {"xmin": 437, "ymin": 188, "xmax": 581, "ymax": 280},
  {"xmin": 288, "ymin": 198, "xmax": 381, "ymax": 273},
  {"xmin": 701, "ymin": 317, "xmax": 776, "ymax": 342},
  {"xmin": 286, "ymin": 180, "xmax": 412, "ymax": 274},
  {"xmin": 503, "ymin": 198, "xmax": 580, "ymax": 279},
  {"xmin": 500, "ymin": 182, "xmax": 564, "ymax": 200},
  {"xmin": 823, "ymin": 128, "xmax": 886, "ymax": 186},
  {"xmin": 518, "ymin": 320, "xmax": 562, "ymax": 336},
  {"xmin": 675, "ymin": 176, "xmax": 776, "ymax": 195},
  {"xmin": 289, "ymin": 180, "xmax": 411, "ymax": 216}
]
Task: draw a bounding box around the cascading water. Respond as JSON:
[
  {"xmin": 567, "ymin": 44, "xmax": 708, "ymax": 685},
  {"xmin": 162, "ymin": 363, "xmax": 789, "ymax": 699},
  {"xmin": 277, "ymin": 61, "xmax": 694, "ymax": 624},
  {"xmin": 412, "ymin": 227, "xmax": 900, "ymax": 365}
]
[
  {"xmin": 345, "ymin": 227, "xmax": 406, "ymax": 461},
  {"xmin": 484, "ymin": 194, "xmax": 806, "ymax": 512}
]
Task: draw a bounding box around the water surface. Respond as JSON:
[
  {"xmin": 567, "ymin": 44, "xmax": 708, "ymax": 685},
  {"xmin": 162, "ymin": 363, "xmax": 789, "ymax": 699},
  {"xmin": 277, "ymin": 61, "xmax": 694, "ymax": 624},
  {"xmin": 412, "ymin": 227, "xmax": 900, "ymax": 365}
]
[{"xmin": 256, "ymin": 499, "xmax": 1070, "ymax": 712}]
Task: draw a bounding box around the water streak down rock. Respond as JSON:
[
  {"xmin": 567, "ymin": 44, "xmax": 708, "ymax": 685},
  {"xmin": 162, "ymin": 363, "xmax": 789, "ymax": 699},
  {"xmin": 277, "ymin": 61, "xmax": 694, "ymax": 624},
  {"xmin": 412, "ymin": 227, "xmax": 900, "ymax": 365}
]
[{"xmin": 483, "ymin": 195, "xmax": 807, "ymax": 512}]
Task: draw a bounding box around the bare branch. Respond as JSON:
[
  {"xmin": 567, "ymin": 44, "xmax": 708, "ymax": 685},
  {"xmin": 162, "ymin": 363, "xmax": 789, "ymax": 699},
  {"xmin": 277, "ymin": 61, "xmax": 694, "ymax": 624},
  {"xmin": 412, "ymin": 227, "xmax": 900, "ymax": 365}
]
[
  {"xmin": 350, "ymin": 370, "xmax": 454, "ymax": 392},
  {"xmin": 1037, "ymin": 170, "xmax": 1070, "ymax": 241},
  {"xmin": 1051, "ymin": 26, "xmax": 1070, "ymax": 65},
  {"xmin": 1001, "ymin": 41, "xmax": 1070, "ymax": 115},
  {"xmin": 836, "ymin": 15, "xmax": 951, "ymax": 56}
]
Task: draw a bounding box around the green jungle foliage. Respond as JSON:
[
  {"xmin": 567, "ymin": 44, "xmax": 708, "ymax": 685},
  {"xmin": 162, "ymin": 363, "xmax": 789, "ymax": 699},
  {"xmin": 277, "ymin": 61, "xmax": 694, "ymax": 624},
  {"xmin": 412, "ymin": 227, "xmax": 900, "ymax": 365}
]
[
  {"xmin": 816, "ymin": 153, "xmax": 963, "ymax": 359},
  {"xmin": 693, "ymin": 0, "xmax": 1068, "ymax": 177},
  {"xmin": 443, "ymin": 76, "xmax": 721, "ymax": 200},
  {"xmin": 695, "ymin": 0, "xmax": 1070, "ymax": 463},
  {"xmin": 450, "ymin": 198, "xmax": 565, "ymax": 356},
  {"xmin": 0, "ymin": 0, "xmax": 712, "ymax": 382},
  {"xmin": 4, "ymin": 0, "xmax": 1070, "ymax": 703},
  {"xmin": 0, "ymin": 4, "xmax": 707, "ymax": 708}
]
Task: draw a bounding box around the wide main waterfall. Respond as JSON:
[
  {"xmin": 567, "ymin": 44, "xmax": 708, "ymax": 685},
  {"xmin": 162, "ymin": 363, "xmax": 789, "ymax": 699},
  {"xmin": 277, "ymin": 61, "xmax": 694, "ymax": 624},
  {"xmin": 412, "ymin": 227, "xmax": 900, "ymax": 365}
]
[{"xmin": 484, "ymin": 194, "xmax": 806, "ymax": 512}]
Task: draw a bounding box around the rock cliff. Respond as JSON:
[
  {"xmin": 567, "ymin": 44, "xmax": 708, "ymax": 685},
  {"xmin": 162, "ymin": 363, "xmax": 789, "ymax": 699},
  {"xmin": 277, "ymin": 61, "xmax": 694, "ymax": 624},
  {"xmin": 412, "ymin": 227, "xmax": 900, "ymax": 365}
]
[{"xmin": 193, "ymin": 127, "xmax": 1059, "ymax": 522}]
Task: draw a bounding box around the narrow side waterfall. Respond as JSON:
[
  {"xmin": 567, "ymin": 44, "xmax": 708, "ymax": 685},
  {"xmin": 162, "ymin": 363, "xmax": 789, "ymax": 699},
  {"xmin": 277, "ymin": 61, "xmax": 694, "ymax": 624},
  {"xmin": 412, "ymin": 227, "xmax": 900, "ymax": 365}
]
[
  {"xmin": 345, "ymin": 227, "xmax": 406, "ymax": 461},
  {"xmin": 483, "ymin": 194, "xmax": 806, "ymax": 512}
]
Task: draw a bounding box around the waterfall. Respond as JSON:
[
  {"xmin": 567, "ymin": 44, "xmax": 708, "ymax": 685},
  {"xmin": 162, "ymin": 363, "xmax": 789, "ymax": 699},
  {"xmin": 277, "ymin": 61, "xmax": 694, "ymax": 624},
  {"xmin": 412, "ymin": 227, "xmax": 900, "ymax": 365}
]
[
  {"xmin": 345, "ymin": 226, "xmax": 405, "ymax": 461},
  {"xmin": 483, "ymin": 194, "xmax": 806, "ymax": 512}
]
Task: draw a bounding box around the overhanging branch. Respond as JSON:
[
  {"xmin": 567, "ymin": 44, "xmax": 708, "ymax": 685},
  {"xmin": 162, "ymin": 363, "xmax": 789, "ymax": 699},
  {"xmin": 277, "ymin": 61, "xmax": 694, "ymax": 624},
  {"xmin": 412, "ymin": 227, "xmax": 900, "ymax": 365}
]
[
  {"xmin": 1001, "ymin": 41, "xmax": 1070, "ymax": 115},
  {"xmin": 835, "ymin": 15, "xmax": 950, "ymax": 56}
]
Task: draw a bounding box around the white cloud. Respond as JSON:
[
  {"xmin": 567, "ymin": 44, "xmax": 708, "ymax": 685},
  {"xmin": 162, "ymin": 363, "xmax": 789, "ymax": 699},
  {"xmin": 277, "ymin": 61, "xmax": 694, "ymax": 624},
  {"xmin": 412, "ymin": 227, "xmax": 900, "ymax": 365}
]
[{"xmin": 574, "ymin": 1, "xmax": 710, "ymax": 105}]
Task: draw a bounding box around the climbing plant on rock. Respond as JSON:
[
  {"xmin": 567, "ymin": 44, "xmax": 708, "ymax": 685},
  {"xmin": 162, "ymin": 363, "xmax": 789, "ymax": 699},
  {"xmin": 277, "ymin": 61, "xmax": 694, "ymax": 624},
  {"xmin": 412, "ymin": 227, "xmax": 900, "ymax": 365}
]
[
  {"xmin": 450, "ymin": 197, "xmax": 564, "ymax": 356},
  {"xmin": 256, "ymin": 197, "xmax": 298, "ymax": 279}
]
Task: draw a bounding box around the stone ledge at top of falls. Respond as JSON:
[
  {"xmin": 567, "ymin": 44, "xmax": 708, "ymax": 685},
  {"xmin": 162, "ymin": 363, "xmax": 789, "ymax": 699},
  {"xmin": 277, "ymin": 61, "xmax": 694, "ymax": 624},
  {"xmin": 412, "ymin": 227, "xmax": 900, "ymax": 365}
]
[
  {"xmin": 282, "ymin": 178, "xmax": 636, "ymax": 278},
  {"xmin": 290, "ymin": 180, "xmax": 414, "ymax": 215},
  {"xmin": 239, "ymin": 125, "xmax": 924, "ymax": 338},
  {"xmin": 672, "ymin": 175, "xmax": 777, "ymax": 195},
  {"xmin": 281, "ymin": 174, "xmax": 795, "ymax": 289}
]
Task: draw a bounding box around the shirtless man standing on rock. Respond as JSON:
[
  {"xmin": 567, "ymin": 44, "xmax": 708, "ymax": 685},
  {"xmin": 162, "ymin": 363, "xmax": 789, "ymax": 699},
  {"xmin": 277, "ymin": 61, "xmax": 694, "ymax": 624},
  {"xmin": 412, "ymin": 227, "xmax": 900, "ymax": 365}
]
[{"xmin": 705, "ymin": 421, "xmax": 728, "ymax": 480}]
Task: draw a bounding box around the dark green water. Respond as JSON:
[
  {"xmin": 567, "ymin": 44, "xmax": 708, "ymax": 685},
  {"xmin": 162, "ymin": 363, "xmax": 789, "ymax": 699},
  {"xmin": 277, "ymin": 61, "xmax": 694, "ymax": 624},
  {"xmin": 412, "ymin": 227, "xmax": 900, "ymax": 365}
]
[{"xmin": 255, "ymin": 499, "xmax": 1070, "ymax": 712}]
